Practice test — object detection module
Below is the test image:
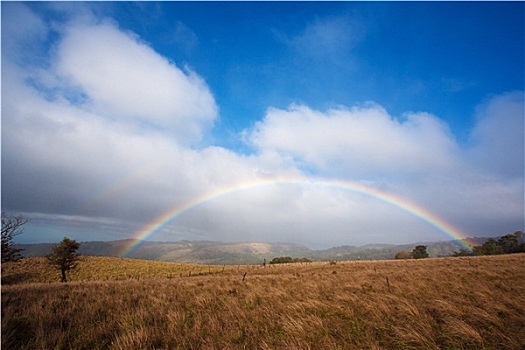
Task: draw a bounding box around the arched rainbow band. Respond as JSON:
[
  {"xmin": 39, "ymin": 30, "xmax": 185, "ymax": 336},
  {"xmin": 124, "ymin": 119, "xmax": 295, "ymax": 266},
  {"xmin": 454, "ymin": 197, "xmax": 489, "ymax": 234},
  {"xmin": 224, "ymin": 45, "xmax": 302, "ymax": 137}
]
[{"xmin": 119, "ymin": 177, "xmax": 471, "ymax": 257}]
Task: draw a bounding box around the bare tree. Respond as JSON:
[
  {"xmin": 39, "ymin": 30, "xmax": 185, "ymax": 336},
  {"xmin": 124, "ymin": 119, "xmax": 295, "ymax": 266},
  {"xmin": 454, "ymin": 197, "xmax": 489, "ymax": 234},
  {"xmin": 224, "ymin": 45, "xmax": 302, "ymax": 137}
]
[{"xmin": 1, "ymin": 212, "xmax": 28, "ymax": 262}]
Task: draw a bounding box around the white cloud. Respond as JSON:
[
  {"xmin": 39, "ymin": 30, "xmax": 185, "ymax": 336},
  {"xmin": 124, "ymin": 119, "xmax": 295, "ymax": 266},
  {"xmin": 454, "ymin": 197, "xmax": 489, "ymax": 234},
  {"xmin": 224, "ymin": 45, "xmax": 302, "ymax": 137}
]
[
  {"xmin": 171, "ymin": 21, "xmax": 200, "ymax": 53},
  {"xmin": 467, "ymin": 91, "xmax": 524, "ymax": 178},
  {"xmin": 247, "ymin": 99, "xmax": 523, "ymax": 240},
  {"xmin": 1, "ymin": 2, "xmax": 49, "ymax": 64},
  {"xmin": 249, "ymin": 103, "xmax": 460, "ymax": 178},
  {"xmin": 290, "ymin": 14, "xmax": 365, "ymax": 62},
  {"xmin": 54, "ymin": 21, "xmax": 217, "ymax": 144},
  {"xmin": 2, "ymin": 6, "xmax": 215, "ymax": 220}
]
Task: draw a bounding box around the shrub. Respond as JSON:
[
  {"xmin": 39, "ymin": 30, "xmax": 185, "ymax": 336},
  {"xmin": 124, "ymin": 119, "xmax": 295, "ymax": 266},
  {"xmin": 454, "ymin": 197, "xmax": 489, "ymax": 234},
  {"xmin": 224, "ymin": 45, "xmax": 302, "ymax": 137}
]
[
  {"xmin": 270, "ymin": 256, "xmax": 294, "ymax": 264},
  {"xmin": 394, "ymin": 251, "xmax": 412, "ymax": 259},
  {"xmin": 411, "ymin": 245, "xmax": 429, "ymax": 259},
  {"xmin": 270, "ymin": 257, "xmax": 311, "ymax": 264}
]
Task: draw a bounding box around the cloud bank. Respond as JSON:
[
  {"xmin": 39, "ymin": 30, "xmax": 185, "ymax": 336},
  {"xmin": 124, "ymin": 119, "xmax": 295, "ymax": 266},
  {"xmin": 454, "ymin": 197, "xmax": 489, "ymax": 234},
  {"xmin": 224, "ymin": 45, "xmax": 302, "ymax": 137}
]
[
  {"xmin": 2, "ymin": 4, "xmax": 523, "ymax": 248},
  {"xmin": 250, "ymin": 103, "xmax": 460, "ymax": 178}
]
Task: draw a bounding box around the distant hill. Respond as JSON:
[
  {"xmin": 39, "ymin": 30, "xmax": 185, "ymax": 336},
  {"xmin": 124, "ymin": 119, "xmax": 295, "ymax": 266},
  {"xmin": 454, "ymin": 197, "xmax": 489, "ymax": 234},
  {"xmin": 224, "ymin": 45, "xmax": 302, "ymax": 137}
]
[
  {"xmin": 16, "ymin": 240, "xmax": 311, "ymax": 265},
  {"xmin": 15, "ymin": 237, "xmax": 492, "ymax": 265}
]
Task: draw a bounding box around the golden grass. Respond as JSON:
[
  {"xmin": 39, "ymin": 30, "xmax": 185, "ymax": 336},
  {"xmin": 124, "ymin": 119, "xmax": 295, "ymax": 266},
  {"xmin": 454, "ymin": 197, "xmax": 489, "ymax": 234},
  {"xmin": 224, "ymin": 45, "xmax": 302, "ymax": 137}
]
[
  {"xmin": 2, "ymin": 254, "xmax": 524, "ymax": 349},
  {"xmin": 1, "ymin": 256, "xmax": 228, "ymax": 283}
]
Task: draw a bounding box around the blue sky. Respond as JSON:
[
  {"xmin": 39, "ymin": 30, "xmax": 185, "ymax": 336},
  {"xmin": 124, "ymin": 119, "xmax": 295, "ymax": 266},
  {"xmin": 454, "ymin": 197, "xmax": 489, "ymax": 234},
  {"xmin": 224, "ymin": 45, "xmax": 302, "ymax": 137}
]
[
  {"xmin": 110, "ymin": 2, "xmax": 524, "ymax": 145},
  {"xmin": 2, "ymin": 2, "xmax": 524, "ymax": 248}
]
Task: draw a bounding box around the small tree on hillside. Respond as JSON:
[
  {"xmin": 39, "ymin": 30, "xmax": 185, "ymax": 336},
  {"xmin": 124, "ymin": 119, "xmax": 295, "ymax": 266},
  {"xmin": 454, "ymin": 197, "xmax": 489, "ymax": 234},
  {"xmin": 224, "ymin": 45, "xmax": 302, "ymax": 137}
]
[
  {"xmin": 498, "ymin": 232, "xmax": 522, "ymax": 254},
  {"xmin": 46, "ymin": 237, "xmax": 80, "ymax": 282},
  {"xmin": 1, "ymin": 212, "xmax": 28, "ymax": 262},
  {"xmin": 411, "ymin": 245, "xmax": 429, "ymax": 259},
  {"xmin": 480, "ymin": 238, "xmax": 503, "ymax": 255}
]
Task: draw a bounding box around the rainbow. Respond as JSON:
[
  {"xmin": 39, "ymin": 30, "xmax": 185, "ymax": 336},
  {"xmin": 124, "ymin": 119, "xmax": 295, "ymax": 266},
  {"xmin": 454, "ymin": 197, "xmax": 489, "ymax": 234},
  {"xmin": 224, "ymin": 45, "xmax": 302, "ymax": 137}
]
[{"xmin": 119, "ymin": 176, "xmax": 471, "ymax": 256}]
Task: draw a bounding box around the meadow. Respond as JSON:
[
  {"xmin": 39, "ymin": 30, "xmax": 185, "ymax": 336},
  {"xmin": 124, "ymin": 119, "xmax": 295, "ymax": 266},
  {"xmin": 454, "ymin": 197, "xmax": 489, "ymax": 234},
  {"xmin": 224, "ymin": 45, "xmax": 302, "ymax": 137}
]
[{"xmin": 2, "ymin": 254, "xmax": 524, "ymax": 349}]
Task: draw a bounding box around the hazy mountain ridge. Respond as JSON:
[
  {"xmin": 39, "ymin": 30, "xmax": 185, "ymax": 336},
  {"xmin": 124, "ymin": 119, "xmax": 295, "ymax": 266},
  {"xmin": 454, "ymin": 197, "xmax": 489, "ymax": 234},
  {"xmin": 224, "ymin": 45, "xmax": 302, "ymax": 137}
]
[{"xmin": 15, "ymin": 237, "xmax": 491, "ymax": 265}]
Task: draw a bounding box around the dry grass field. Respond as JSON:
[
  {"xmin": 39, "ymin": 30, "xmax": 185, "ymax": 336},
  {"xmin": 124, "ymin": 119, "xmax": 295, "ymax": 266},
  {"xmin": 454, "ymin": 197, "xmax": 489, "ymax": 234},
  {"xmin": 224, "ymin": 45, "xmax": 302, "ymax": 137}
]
[{"xmin": 2, "ymin": 254, "xmax": 524, "ymax": 349}]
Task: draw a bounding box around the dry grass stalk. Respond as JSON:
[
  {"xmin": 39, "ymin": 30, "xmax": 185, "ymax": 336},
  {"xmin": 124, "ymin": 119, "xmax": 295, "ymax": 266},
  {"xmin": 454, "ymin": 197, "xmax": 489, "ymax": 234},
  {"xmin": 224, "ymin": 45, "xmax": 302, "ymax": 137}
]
[{"xmin": 2, "ymin": 254, "xmax": 524, "ymax": 349}]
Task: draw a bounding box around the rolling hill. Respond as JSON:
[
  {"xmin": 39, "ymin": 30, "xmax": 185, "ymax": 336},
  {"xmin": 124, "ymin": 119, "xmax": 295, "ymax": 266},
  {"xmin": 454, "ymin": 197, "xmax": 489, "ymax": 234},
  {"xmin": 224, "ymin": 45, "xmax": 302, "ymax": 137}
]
[{"xmin": 14, "ymin": 237, "xmax": 489, "ymax": 265}]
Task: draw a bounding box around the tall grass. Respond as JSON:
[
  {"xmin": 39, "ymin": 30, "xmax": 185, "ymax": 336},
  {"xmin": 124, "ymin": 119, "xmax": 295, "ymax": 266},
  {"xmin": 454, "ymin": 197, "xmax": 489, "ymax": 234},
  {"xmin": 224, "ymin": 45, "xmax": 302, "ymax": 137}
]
[{"xmin": 2, "ymin": 254, "xmax": 524, "ymax": 349}]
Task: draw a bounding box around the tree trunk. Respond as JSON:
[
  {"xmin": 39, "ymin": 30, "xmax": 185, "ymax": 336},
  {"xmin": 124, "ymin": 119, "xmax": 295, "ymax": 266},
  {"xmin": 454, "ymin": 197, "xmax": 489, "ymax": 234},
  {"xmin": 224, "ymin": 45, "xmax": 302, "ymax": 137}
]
[{"xmin": 61, "ymin": 268, "xmax": 67, "ymax": 282}]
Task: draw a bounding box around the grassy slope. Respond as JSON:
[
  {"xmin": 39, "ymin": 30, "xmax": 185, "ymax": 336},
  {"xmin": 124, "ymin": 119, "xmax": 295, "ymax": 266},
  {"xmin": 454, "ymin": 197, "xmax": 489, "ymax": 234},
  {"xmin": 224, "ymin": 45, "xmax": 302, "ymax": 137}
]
[
  {"xmin": 2, "ymin": 254, "xmax": 524, "ymax": 349},
  {"xmin": 1, "ymin": 256, "xmax": 227, "ymax": 284}
]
